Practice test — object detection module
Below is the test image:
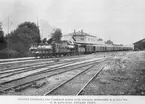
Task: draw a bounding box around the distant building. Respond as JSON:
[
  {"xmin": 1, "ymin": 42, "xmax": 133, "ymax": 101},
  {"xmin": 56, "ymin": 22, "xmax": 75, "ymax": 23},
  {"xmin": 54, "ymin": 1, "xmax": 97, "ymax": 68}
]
[
  {"xmin": 134, "ymin": 38, "xmax": 145, "ymax": 50},
  {"xmin": 62, "ymin": 30, "xmax": 105, "ymax": 45}
]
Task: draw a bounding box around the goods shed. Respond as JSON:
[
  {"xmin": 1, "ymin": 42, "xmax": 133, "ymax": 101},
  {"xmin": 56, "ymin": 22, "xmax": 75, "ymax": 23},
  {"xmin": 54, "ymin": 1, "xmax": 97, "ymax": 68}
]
[{"xmin": 134, "ymin": 38, "xmax": 145, "ymax": 50}]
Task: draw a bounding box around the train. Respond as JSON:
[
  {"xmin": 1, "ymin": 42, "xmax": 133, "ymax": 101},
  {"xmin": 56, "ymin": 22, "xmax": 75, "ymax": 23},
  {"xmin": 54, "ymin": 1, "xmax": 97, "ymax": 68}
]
[{"xmin": 29, "ymin": 40, "xmax": 133, "ymax": 58}]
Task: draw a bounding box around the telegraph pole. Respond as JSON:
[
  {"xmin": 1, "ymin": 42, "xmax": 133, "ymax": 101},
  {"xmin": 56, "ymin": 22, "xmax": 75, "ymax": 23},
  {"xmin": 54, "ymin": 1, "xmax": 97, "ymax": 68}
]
[
  {"xmin": 8, "ymin": 17, "xmax": 9, "ymax": 34},
  {"xmin": 36, "ymin": 17, "xmax": 41, "ymax": 44},
  {"xmin": 37, "ymin": 16, "xmax": 39, "ymax": 27},
  {"xmin": 7, "ymin": 17, "xmax": 11, "ymax": 58}
]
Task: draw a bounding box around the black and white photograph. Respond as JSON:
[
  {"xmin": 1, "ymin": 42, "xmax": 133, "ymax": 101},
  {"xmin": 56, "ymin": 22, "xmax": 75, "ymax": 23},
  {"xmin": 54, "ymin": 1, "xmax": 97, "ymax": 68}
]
[{"xmin": 0, "ymin": 0, "xmax": 145, "ymax": 103}]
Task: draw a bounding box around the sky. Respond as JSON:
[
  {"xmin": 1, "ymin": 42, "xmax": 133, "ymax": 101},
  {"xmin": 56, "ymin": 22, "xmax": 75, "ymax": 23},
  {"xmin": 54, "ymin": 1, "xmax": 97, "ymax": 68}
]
[{"xmin": 0, "ymin": 0, "xmax": 145, "ymax": 45}]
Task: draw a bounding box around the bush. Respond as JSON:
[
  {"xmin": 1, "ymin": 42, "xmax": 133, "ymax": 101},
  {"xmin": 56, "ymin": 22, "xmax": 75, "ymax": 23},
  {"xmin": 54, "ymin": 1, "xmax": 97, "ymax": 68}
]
[{"xmin": 0, "ymin": 48, "xmax": 33, "ymax": 59}]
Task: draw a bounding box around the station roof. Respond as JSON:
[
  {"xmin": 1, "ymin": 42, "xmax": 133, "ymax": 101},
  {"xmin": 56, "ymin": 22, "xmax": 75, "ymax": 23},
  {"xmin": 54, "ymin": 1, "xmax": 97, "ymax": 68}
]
[
  {"xmin": 134, "ymin": 38, "xmax": 145, "ymax": 44},
  {"xmin": 64, "ymin": 31, "xmax": 97, "ymax": 38}
]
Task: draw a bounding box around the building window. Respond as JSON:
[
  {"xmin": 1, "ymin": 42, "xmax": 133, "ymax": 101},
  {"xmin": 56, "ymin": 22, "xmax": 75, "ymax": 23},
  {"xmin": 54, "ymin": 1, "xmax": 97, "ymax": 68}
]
[{"xmin": 80, "ymin": 38, "xmax": 84, "ymax": 41}]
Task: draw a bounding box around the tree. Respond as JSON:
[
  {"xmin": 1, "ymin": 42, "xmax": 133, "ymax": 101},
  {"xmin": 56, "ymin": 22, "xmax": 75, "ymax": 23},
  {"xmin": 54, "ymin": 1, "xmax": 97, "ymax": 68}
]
[
  {"xmin": 0, "ymin": 22, "xmax": 6, "ymax": 50},
  {"xmin": 51, "ymin": 28, "xmax": 62, "ymax": 43},
  {"xmin": 0, "ymin": 22, "xmax": 5, "ymax": 43},
  {"xmin": 105, "ymin": 40, "xmax": 114, "ymax": 45},
  {"xmin": 17, "ymin": 22, "xmax": 41, "ymax": 43},
  {"xmin": 6, "ymin": 21, "xmax": 41, "ymax": 54},
  {"xmin": 0, "ymin": 29, "xmax": 5, "ymax": 43}
]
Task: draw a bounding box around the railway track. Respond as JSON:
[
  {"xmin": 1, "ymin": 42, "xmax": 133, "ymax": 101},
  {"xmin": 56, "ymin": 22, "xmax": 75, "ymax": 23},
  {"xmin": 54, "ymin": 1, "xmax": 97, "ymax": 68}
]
[
  {"xmin": 0, "ymin": 58, "xmax": 53, "ymax": 70},
  {"xmin": 0, "ymin": 57, "xmax": 106, "ymax": 95},
  {"xmin": 0, "ymin": 54, "xmax": 91, "ymax": 65},
  {"xmin": 44, "ymin": 62, "xmax": 105, "ymax": 95},
  {"xmin": 0, "ymin": 60, "xmax": 76, "ymax": 79},
  {"xmin": 0, "ymin": 57, "xmax": 34, "ymax": 63},
  {"xmin": 0, "ymin": 55, "xmax": 97, "ymax": 79},
  {"xmin": 0, "ymin": 57, "xmax": 50, "ymax": 65},
  {"xmin": 0, "ymin": 54, "xmax": 95, "ymax": 71},
  {"xmin": 0, "ymin": 55, "xmax": 96, "ymax": 80},
  {"xmin": 0, "ymin": 54, "xmax": 94, "ymax": 70},
  {"xmin": 0, "ymin": 56, "xmax": 88, "ymax": 73}
]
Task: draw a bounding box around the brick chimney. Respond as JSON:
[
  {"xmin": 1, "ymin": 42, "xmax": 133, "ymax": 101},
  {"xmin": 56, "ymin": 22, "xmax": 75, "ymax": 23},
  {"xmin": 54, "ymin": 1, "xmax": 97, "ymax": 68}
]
[
  {"xmin": 74, "ymin": 30, "xmax": 76, "ymax": 33},
  {"xmin": 81, "ymin": 29, "xmax": 83, "ymax": 34}
]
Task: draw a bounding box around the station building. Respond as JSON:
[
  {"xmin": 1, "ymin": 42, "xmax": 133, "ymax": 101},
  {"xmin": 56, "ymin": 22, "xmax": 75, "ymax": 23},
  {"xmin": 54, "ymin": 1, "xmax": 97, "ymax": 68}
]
[{"xmin": 62, "ymin": 30, "xmax": 105, "ymax": 45}]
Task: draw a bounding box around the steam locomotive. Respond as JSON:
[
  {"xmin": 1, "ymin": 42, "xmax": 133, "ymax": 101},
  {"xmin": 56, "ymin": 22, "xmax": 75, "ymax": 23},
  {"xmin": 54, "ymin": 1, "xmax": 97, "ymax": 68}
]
[{"xmin": 29, "ymin": 40, "xmax": 133, "ymax": 58}]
